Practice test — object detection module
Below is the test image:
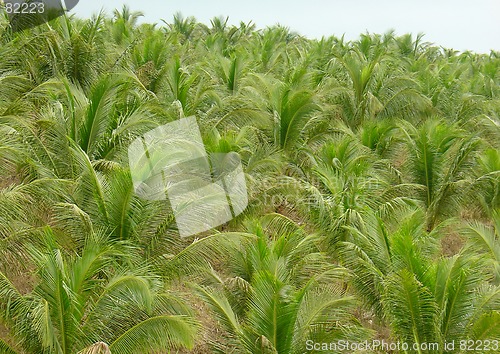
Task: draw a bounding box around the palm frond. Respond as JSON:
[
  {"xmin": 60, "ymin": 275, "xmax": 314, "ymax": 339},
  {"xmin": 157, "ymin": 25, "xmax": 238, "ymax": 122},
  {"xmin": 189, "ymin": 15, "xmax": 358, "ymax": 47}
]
[{"xmin": 108, "ymin": 315, "xmax": 198, "ymax": 354}]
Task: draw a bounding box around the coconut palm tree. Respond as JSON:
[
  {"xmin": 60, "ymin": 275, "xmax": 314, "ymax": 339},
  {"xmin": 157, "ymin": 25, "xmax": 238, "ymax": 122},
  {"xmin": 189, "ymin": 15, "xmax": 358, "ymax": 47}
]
[
  {"xmin": 0, "ymin": 229, "xmax": 197, "ymax": 354},
  {"xmin": 164, "ymin": 12, "xmax": 198, "ymax": 43},
  {"xmin": 194, "ymin": 214, "xmax": 370, "ymax": 353},
  {"xmin": 472, "ymin": 149, "xmax": 500, "ymax": 217},
  {"xmin": 306, "ymin": 131, "xmax": 409, "ymax": 249},
  {"xmin": 239, "ymin": 71, "xmax": 322, "ymax": 154},
  {"xmin": 1, "ymin": 6, "xmax": 500, "ymax": 353},
  {"xmin": 463, "ymin": 211, "xmax": 500, "ymax": 284},
  {"xmin": 341, "ymin": 208, "xmax": 500, "ymax": 352},
  {"xmin": 325, "ymin": 36, "xmax": 431, "ymax": 129},
  {"xmin": 400, "ymin": 119, "xmax": 480, "ymax": 230},
  {"xmin": 110, "ymin": 5, "xmax": 144, "ymax": 45}
]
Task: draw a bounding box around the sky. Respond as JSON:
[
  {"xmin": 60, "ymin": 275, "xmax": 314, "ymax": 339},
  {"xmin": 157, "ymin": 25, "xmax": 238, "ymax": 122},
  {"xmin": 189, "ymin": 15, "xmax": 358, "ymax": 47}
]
[{"xmin": 71, "ymin": 0, "xmax": 500, "ymax": 53}]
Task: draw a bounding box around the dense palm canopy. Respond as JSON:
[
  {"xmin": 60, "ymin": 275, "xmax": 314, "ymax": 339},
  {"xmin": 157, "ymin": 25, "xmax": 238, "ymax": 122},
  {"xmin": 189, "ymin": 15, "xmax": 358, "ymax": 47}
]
[{"xmin": 0, "ymin": 5, "xmax": 499, "ymax": 354}]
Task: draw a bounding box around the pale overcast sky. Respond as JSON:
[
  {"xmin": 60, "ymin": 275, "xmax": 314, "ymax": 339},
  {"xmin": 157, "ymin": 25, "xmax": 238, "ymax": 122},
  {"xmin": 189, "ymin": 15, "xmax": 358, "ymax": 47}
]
[{"xmin": 71, "ymin": 0, "xmax": 499, "ymax": 53}]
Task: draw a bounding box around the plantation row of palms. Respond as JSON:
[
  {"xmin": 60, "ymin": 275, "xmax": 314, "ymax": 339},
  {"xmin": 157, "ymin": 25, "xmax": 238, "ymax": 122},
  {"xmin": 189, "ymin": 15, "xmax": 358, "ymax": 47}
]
[{"xmin": 0, "ymin": 6, "xmax": 499, "ymax": 354}]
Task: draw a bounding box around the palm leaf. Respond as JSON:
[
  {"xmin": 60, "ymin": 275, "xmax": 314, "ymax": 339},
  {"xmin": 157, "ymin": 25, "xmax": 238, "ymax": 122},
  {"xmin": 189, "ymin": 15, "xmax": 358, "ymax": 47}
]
[
  {"xmin": 383, "ymin": 269, "xmax": 439, "ymax": 346},
  {"xmin": 0, "ymin": 339, "xmax": 18, "ymax": 354},
  {"xmin": 108, "ymin": 315, "xmax": 197, "ymax": 354}
]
